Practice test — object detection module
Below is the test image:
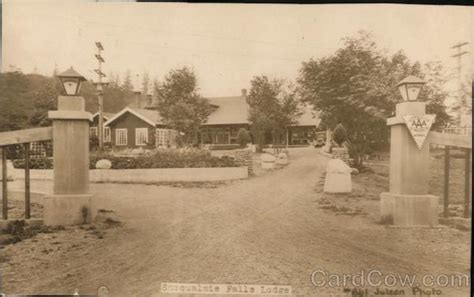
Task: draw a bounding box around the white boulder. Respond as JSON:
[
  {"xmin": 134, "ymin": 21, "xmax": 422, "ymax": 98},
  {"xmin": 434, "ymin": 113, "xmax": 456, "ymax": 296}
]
[
  {"xmin": 262, "ymin": 162, "xmax": 275, "ymax": 169},
  {"xmin": 324, "ymin": 159, "xmax": 352, "ymax": 193},
  {"xmin": 95, "ymin": 159, "xmax": 112, "ymax": 170},
  {"xmin": 260, "ymin": 153, "xmax": 276, "ymax": 162},
  {"xmin": 326, "ymin": 159, "xmax": 352, "ymax": 174},
  {"xmin": 276, "ymin": 153, "xmax": 288, "ymax": 166},
  {"xmin": 247, "ymin": 144, "xmax": 257, "ymax": 153},
  {"xmin": 261, "ymin": 153, "xmax": 276, "ymax": 169}
]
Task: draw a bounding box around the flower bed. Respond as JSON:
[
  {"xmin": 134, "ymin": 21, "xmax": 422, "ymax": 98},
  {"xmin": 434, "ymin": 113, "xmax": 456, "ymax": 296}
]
[{"xmin": 13, "ymin": 148, "xmax": 239, "ymax": 169}]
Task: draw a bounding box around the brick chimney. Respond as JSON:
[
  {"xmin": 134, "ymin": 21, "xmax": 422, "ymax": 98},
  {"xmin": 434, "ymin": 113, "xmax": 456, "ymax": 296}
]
[
  {"xmin": 134, "ymin": 90, "xmax": 142, "ymax": 108},
  {"xmin": 133, "ymin": 74, "xmax": 142, "ymax": 108},
  {"xmin": 146, "ymin": 93, "xmax": 152, "ymax": 107}
]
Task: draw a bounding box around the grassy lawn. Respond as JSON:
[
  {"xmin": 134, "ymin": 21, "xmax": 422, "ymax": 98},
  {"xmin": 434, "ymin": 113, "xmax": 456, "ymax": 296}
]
[
  {"xmin": 361, "ymin": 149, "xmax": 470, "ymax": 205},
  {"xmin": 317, "ymin": 148, "xmax": 471, "ymax": 223},
  {"xmin": 429, "ymin": 148, "xmax": 471, "ymax": 206}
]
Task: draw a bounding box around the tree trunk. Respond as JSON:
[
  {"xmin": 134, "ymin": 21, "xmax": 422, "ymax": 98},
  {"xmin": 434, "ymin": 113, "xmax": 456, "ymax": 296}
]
[{"xmin": 257, "ymin": 131, "xmax": 264, "ymax": 153}]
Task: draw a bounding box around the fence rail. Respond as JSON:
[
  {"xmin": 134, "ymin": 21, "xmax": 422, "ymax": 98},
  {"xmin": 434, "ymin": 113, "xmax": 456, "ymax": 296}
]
[
  {"xmin": 429, "ymin": 131, "xmax": 472, "ymax": 148},
  {"xmin": 1, "ymin": 127, "xmax": 53, "ymax": 220},
  {"xmin": 0, "ymin": 127, "xmax": 52, "ymax": 146},
  {"xmin": 429, "ymin": 131, "xmax": 472, "ymax": 219},
  {"xmin": 443, "ymin": 126, "xmax": 472, "ymax": 135}
]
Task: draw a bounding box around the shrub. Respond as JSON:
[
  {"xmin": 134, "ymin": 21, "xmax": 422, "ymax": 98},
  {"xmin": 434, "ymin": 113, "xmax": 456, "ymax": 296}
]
[
  {"xmin": 13, "ymin": 157, "xmax": 53, "ymax": 169},
  {"xmin": 236, "ymin": 128, "xmax": 251, "ymax": 147},
  {"xmin": 333, "ymin": 123, "xmax": 347, "ymax": 147},
  {"xmin": 89, "ymin": 148, "xmax": 238, "ymax": 169},
  {"xmin": 89, "ymin": 134, "xmax": 99, "ymax": 151},
  {"xmin": 209, "ymin": 144, "xmax": 240, "ymax": 150}
]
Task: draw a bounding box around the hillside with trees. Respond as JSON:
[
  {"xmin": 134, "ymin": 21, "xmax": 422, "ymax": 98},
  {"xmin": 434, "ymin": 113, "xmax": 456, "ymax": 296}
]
[{"xmin": 0, "ymin": 71, "xmax": 136, "ymax": 132}]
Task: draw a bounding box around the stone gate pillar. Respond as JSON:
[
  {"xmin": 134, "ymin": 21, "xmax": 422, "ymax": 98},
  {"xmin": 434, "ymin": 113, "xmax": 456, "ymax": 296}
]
[
  {"xmin": 380, "ymin": 101, "xmax": 438, "ymax": 226},
  {"xmin": 43, "ymin": 96, "xmax": 95, "ymax": 225}
]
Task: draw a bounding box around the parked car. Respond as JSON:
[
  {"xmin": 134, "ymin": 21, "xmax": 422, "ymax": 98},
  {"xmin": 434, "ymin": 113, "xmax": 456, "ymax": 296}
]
[{"xmin": 314, "ymin": 138, "xmax": 325, "ymax": 147}]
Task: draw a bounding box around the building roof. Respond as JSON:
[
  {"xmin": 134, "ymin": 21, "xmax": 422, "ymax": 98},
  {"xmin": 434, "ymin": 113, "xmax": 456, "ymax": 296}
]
[
  {"xmin": 203, "ymin": 96, "xmax": 250, "ymax": 125},
  {"xmin": 291, "ymin": 105, "xmax": 321, "ymax": 127},
  {"xmin": 204, "ymin": 96, "xmax": 320, "ymax": 127},
  {"xmin": 104, "ymin": 107, "xmax": 163, "ymax": 127},
  {"xmin": 104, "ymin": 95, "xmax": 320, "ymax": 128},
  {"xmin": 92, "ymin": 112, "xmax": 115, "ymax": 120}
]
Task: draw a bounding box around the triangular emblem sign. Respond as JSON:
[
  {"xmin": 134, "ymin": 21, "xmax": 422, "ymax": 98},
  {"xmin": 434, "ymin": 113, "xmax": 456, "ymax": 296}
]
[{"xmin": 403, "ymin": 114, "xmax": 436, "ymax": 150}]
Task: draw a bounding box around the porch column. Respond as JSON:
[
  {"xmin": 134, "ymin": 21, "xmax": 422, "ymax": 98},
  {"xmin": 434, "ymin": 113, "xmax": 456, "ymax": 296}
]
[{"xmin": 43, "ymin": 96, "xmax": 95, "ymax": 226}]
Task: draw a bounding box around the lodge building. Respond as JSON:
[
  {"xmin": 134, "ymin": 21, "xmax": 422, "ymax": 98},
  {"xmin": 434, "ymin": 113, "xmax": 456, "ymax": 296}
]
[{"xmin": 89, "ymin": 89, "xmax": 320, "ymax": 149}]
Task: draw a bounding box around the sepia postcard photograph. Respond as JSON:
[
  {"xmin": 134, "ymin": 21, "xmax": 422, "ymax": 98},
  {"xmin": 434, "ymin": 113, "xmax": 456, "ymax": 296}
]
[{"xmin": 0, "ymin": 0, "xmax": 472, "ymax": 296}]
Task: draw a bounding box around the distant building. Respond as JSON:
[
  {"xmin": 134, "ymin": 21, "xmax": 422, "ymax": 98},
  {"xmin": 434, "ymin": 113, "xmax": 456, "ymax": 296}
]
[
  {"xmin": 97, "ymin": 89, "xmax": 321, "ymax": 149},
  {"xmin": 200, "ymin": 92, "xmax": 250, "ymax": 145},
  {"xmin": 201, "ymin": 90, "xmax": 320, "ymax": 146},
  {"xmin": 89, "ymin": 112, "xmax": 115, "ymax": 144},
  {"xmin": 103, "ymin": 107, "xmax": 177, "ymax": 148}
]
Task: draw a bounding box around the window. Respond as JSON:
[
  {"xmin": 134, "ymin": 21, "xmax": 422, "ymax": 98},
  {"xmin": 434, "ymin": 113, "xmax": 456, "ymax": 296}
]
[
  {"xmin": 90, "ymin": 127, "xmax": 98, "ymax": 137},
  {"xmin": 156, "ymin": 129, "xmax": 178, "ymax": 147},
  {"xmin": 156, "ymin": 129, "xmax": 168, "ymax": 146},
  {"xmin": 116, "ymin": 129, "xmax": 127, "ymax": 146},
  {"xmin": 135, "ymin": 128, "xmax": 149, "ymax": 146},
  {"xmin": 30, "ymin": 141, "xmax": 46, "ymax": 158},
  {"xmin": 103, "ymin": 127, "xmax": 111, "ymax": 142},
  {"xmin": 168, "ymin": 129, "xmax": 178, "ymax": 146}
]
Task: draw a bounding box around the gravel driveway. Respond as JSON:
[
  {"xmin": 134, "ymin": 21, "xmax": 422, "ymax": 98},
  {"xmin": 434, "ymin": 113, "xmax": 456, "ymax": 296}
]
[{"xmin": 1, "ymin": 148, "xmax": 470, "ymax": 296}]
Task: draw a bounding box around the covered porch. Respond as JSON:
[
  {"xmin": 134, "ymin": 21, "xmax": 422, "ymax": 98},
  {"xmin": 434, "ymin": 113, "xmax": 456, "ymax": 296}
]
[
  {"xmin": 199, "ymin": 124, "xmax": 250, "ymax": 145},
  {"xmin": 263, "ymin": 126, "xmax": 317, "ymax": 146}
]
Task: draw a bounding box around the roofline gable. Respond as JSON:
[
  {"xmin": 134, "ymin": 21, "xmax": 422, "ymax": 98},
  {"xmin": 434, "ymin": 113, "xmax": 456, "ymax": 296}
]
[
  {"xmin": 91, "ymin": 112, "xmax": 111, "ymax": 120},
  {"xmin": 103, "ymin": 107, "xmax": 156, "ymax": 127}
]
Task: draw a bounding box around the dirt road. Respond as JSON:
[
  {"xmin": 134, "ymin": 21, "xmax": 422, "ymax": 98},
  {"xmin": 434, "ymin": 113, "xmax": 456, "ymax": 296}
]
[{"xmin": 1, "ymin": 148, "xmax": 470, "ymax": 296}]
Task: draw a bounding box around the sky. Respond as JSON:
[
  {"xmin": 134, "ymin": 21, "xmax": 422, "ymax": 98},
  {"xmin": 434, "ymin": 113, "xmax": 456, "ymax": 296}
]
[{"xmin": 2, "ymin": 0, "xmax": 473, "ymax": 98}]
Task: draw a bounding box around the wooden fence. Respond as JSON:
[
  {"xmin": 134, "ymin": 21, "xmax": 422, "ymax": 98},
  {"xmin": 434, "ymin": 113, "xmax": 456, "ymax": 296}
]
[
  {"xmin": 0, "ymin": 127, "xmax": 53, "ymax": 220},
  {"xmin": 429, "ymin": 131, "xmax": 472, "ymax": 218}
]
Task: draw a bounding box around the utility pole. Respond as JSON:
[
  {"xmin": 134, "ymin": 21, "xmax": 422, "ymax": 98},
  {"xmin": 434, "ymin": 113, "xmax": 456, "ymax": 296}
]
[
  {"xmin": 94, "ymin": 42, "xmax": 106, "ymax": 150},
  {"xmin": 451, "ymin": 41, "xmax": 469, "ymax": 126}
]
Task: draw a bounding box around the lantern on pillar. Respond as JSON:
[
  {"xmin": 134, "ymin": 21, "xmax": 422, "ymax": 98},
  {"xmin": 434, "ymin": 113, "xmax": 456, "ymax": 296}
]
[
  {"xmin": 396, "ymin": 76, "xmax": 425, "ymax": 102},
  {"xmin": 57, "ymin": 67, "xmax": 86, "ymax": 96}
]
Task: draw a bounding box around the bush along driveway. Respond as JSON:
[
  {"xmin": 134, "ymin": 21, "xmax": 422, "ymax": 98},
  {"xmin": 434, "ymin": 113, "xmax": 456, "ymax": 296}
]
[{"xmin": 1, "ymin": 147, "xmax": 470, "ymax": 296}]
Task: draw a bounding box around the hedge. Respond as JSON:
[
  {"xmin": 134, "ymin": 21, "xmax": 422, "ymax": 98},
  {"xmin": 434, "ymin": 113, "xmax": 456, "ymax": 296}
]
[
  {"xmin": 13, "ymin": 157, "xmax": 53, "ymax": 169},
  {"xmin": 13, "ymin": 148, "xmax": 239, "ymax": 169}
]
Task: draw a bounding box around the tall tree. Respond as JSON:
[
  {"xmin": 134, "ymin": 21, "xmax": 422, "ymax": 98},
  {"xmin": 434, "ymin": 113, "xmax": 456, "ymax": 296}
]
[
  {"xmin": 0, "ymin": 72, "xmax": 31, "ymax": 131},
  {"xmin": 247, "ymin": 76, "xmax": 301, "ymax": 151},
  {"xmin": 298, "ymin": 31, "xmax": 450, "ymax": 166},
  {"xmin": 102, "ymin": 83, "xmax": 132, "ymax": 113},
  {"xmin": 122, "ymin": 70, "xmax": 134, "ymax": 92},
  {"xmin": 108, "ymin": 72, "xmax": 121, "ymax": 88},
  {"xmin": 421, "ymin": 61, "xmax": 452, "ymax": 130},
  {"xmin": 142, "ymin": 72, "xmax": 150, "ymax": 95},
  {"xmin": 155, "ymin": 67, "xmax": 212, "ymax": 144},
  {"xmin": 28, "ymin": 78, "xmax": 60, "ymax": 127}
]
